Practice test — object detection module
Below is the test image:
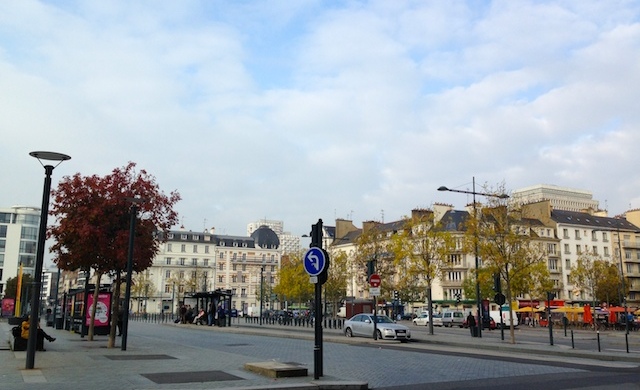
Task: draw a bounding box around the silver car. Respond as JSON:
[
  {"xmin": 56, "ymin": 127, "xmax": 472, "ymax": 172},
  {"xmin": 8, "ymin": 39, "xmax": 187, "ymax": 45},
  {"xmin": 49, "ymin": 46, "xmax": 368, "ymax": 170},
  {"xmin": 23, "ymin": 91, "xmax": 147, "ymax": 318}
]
[{"xmin": 344, "ymin": 314, "xmax": 411, "ymax": 342}]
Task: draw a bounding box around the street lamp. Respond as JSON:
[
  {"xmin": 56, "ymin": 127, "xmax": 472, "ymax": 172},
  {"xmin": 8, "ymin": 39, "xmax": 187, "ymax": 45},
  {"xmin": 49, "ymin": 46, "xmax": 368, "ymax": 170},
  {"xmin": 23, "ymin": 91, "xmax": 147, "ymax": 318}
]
[
  {"xmin": 438, "ymin": 177, "xmax": 509, "ymax": 339},
  {"xmin": 121, "ymin": 197, "xmax": 145, "ymax": 351},
  {"xmin": 26, "ymin": 151, "xmax": 70, "ymax": 370}
]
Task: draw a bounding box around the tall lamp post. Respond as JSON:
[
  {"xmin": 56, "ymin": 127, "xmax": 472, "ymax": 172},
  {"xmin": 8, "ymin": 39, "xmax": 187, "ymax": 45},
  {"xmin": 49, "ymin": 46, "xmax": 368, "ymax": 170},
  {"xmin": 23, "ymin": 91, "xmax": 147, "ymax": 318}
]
[
  {"xmin": 438, "ymin": 177, "xmax": 509, "ymax": 339},
  {"xmin": 26, "ymin": 151, "xmax": 71, "ymax": 370},
  {"xmin": 121, "ymin": 197, "xmax": 144, "ymax": 351}
]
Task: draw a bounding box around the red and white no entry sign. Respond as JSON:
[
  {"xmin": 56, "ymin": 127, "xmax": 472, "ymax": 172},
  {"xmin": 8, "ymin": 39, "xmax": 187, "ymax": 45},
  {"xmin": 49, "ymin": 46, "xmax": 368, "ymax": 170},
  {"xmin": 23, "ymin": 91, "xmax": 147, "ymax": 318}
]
[{"xmin": 369, "ymin": 273, "xmax": 381, "ymax": 287}]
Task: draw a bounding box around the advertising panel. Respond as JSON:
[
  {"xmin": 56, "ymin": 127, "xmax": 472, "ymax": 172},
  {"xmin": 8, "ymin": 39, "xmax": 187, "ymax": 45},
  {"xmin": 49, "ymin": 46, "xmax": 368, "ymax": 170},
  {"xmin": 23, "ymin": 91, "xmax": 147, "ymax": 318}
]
[
  {"xmin": 2, "ymin": 298, "xmax": 15, "ymax": 317},
  {"xmin": 86, "ymin": 292, "xmax": 111, "ymax": 326}
]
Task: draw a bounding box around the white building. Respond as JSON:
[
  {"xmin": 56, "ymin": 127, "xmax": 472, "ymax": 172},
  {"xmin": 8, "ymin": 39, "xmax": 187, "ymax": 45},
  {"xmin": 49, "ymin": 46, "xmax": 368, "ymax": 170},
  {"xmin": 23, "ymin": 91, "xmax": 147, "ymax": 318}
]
[
  {"xmin": 512, "ymin": 184, "xmax": 601, "ymax": 213},
  {"xmin": 0, "ymin": 206, "xmax": 41, "ymax": 299},
  {"xmin": 144, "ymin": 226, "xmax": 281, "ymax": 315}
]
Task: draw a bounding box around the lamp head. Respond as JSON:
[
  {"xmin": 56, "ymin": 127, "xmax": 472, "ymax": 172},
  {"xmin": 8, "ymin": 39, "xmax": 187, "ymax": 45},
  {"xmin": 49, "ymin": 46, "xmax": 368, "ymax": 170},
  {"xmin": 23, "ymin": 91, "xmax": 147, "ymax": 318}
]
[{"xmin": 437, "ymin": 186, "xmax": 449, "ymax": 192}]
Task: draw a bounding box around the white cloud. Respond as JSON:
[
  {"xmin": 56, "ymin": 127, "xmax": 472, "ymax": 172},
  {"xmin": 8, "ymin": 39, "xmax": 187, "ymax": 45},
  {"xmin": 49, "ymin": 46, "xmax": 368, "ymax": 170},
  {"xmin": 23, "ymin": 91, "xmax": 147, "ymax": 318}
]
[{"xmin": 1, "ymin": 0, "xmax": 640, "ymax": 242}]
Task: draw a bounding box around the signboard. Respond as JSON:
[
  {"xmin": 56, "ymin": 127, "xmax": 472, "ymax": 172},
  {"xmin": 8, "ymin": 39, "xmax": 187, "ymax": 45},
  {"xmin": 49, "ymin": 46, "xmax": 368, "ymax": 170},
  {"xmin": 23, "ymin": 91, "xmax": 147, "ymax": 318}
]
[
  {"xmin": 368, "ymin": 273, "xmax": 381, "ymax": 287},
  {"xmin": 86, "ymin": 292, "xmax": 111, "ymax": 327},
  {"xmin": 369, "ymin": 287, "xmax": 380, "ymax": 296},
  {"xmin": 303, "ymin": 247, "xmax": 327, "ymax": 276}
]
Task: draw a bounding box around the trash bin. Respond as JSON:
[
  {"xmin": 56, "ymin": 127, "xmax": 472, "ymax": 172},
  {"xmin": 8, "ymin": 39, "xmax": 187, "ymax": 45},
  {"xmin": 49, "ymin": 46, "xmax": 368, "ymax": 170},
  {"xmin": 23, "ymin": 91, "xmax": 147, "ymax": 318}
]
[{"xmin": 55, "ymin": 317, "xmax": 64, "ymax": 329}]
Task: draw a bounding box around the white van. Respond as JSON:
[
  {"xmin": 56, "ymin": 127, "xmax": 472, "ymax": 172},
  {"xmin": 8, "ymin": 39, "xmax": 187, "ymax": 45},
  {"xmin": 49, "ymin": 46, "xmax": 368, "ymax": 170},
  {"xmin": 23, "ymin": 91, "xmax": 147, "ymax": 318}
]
[
  {"xmin": 490, "ymin": 310, "xmax": 519, "ymax": 328},
  {"xmin": 442, "ymin": 310, "xmax": 465, "ymax": 327}
]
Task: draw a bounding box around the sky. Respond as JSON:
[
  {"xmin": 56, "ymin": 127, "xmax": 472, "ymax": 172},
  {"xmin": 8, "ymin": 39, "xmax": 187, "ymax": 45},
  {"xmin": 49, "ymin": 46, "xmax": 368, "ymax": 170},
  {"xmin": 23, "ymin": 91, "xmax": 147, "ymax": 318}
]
[{"xmin": 2, "ymin": 0, "xmax": 640, "ymax": 241}]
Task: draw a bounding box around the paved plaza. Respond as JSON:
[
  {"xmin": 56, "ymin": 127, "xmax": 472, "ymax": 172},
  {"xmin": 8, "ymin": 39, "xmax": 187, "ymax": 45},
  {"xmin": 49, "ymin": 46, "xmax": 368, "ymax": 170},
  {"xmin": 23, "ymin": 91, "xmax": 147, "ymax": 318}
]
[{"xmin": 2, "ymin": 317, "xmax": 640, "ymax": 389}]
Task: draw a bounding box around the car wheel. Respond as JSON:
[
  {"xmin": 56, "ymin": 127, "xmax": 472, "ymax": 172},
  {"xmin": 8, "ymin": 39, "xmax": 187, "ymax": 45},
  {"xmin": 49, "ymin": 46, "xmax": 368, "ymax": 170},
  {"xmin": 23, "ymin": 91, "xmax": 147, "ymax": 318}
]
[
  {"xmin": 376, "ymin": 329, "xmax": 383, "ymax": 340},
  {"xmin": 345, "ymin": 328, "xmax": 353, "ymax": 338},
  {"xmin": 413, "ymin": 321, "xmax": 417, "ymax": 325}
]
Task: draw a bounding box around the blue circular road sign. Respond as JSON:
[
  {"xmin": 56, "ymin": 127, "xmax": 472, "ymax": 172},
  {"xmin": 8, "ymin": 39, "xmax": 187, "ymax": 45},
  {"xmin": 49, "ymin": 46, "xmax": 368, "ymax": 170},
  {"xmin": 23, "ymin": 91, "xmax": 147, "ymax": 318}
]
[{"xmin": 303, "ymin": 247, "xmax": 326, "ymax": 276}]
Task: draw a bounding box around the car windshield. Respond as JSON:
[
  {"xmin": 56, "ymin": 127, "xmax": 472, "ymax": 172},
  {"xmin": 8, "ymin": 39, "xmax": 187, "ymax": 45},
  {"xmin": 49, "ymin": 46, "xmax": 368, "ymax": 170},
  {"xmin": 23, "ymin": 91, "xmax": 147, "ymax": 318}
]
[{"xmin": 374, "ymin": 315, "xmax": 394, "ymax": 324}]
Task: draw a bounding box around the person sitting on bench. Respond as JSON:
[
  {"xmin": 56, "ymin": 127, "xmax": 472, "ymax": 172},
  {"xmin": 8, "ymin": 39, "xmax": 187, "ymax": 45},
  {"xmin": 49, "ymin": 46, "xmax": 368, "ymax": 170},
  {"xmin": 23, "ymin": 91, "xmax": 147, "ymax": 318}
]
[{"xmin": 21, "ymin": 316, "xmax": 56, "ymax": 351}]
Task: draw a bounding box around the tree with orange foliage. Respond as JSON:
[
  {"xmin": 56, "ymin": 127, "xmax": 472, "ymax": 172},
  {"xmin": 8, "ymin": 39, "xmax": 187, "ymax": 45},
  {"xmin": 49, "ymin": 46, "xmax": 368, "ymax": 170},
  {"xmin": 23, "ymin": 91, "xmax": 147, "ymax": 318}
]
[{"xmin": 48, "ymin": 162, "xmax": 180, "ymax": 346}]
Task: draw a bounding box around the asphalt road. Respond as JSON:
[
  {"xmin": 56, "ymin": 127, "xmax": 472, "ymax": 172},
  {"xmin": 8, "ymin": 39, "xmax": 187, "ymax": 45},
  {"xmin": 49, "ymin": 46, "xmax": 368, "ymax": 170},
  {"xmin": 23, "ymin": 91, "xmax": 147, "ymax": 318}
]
[{"xmin": 145, "ymin": 320, "xmax": 640, "ymax": 389}]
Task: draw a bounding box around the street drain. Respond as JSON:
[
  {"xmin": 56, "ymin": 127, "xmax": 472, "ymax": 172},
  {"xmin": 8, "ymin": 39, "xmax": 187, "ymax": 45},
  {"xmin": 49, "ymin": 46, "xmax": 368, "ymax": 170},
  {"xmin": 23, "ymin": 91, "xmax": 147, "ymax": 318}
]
[
  {"xmin": 105, "ymin": 354, "xmax": 177, "ymax": 360},
  {"xmin": 142, "ymin": 370, "xmax": 243, "ymax": 384}
]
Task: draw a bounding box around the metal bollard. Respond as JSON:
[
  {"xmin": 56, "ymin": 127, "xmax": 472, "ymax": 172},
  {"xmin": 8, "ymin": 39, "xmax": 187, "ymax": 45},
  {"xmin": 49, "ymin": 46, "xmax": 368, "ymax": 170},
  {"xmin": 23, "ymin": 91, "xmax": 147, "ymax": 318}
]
[
  {"xmin": 597, "ymin": 331, "xmax": 601, "ymax": 352},
  {"xmin": 571, "ymin": 330, "xmax": 574, "ymax": 349}
]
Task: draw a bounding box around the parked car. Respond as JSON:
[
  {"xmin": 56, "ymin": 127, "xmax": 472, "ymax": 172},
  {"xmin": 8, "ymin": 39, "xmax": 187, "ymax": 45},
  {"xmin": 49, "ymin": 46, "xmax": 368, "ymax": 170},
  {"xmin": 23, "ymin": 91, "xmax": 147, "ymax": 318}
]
[
  {"xmin": 344, "ymin": 313, "xmax": 411, "ymax": 342},
  {"xmin": 413, "ymin": 312, "xmax": 443, "ymax": 327},
  {"xmin": 463, "ymin": 316, "xmax": 496, "ymax": 330},
  {"xmin": 442, "ymin": 310, "xmax": 465, "ymax": 327}
]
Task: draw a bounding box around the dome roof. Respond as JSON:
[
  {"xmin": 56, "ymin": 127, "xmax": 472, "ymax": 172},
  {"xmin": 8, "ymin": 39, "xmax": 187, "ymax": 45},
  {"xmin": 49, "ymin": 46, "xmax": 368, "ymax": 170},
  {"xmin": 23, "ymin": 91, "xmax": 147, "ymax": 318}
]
[{"xmin": 250, "ymin": 225, "xmax": 280, "ymax": 249}]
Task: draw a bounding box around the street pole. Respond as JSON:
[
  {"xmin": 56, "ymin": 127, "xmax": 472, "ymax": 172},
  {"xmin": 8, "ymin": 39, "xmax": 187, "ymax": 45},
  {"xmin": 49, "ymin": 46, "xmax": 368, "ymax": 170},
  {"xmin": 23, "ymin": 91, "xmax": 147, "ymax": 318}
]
[
  {"xmin": 122, "ymin": 198, "xmax": 143, "ymax": 351},
  {"xmin": 26, "ymin": 151, "xmax": 70, "ymax": 370}
]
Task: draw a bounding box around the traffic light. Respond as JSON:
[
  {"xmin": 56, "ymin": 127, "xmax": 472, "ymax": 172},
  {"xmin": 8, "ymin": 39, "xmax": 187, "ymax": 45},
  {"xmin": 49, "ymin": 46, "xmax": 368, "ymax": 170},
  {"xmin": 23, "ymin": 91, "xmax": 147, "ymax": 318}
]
[
  {"xmin": 366, "ymin": 260, "xmax": 375, "ymax": 278},
  {"xmin": 493, "ymin": 273, "xmax": 502, "ymax": 293},
  {"xmin": 393, "ymin": 290, "xmax": 399, "ymax": 300}
]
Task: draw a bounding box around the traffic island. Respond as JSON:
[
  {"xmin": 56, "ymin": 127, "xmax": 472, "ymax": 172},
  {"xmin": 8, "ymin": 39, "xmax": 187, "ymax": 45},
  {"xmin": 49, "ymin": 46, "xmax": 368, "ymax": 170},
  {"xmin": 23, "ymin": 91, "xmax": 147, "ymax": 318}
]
[{"xmin": 244, "ymin": 361, "xmax": 308, "ymax": 378}]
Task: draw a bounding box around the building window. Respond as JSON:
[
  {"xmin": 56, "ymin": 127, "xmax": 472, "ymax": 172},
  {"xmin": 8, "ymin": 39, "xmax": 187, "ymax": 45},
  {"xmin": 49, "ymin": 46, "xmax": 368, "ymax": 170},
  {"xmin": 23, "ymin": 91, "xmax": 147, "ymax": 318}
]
[
  {"xmin": 591, "ymin": 231, "xmax": 597, "ymax": 241},
  {"xmin": 192, "ymin": 271, "xmax": 197, "ymax": 279},
  {"xmin": 205, "ymin": 246, "xmax": 209, "ymax": 254},
  {"xmin": 576, "ymin": 245, "xmax": 581, "ymax": 255},
  {"xmin": 167, "ymin": 243, "xmax": 172, "ymax": 252},
  {"xmin": 575, "ymin": 230, "xmax": 581, "ymax": 239},
  {"xmin": 232, "ymin": 275, "xmax": 237, "ymax": 283},
  {"xmin": 241, "ymin": 276, "xmax": 246, "ymax": 283},
  {"xmin": 193, "ymin": 235, "xmax": 199, "ymax": 241},
  {"xmin": 626, "ymin": 250, "xmax": 632, "ymax": 260},
  {"xmin": 219, "ymin": 263, "xmax": 224, "ymax": 271},
  {"xmin": 449, "ymin": 254, "xmax": 462, "ymax": 265},
  {"xmin": 164, "ymin": 285, "xmax": 170, "ymax": 293},
  {"xmin": 180, "ymin": 258, "xmax": 186, "ymax": 265},
  {"xmin": 165, "ymin": 270, "xmax": 171, "ymax": 278},
  {"xmin": 602, "ymin": 232, "xmax": 609, "ymax": 242},
  {"xmin": 203, "ymin": 259, "xmax": 209, "ymax": 266},
  {"xmin": 592, "ymin": 246, "xmax": 598, "ymax": 255},
  {"xmin": 242, "ymin": 253, "xmax": 246, "ymax": 261},
  {"xmin": 179, "ymin": 271, "xmax": 185, "ymax": 279},
  {"xmin": 241, "ymin": 288, "xmax": 246, "ymax": 297},
  {"xmin": 548, "ymin": 258, "xmax": 558, "ymax": 270},
  {"xmin": 193, "ymin": 245, "xmax": 198, "ymax": 253},
  {"xmin": 218, "ymin": 276, "xmax": 224, "ymax": 283},
  {"xmin": 564, "ymin": 244, "xmax": 570, "ymax": 254},
  {"xmin": 242, "ymin": 264, "xmax": 246, "ymax": 271},
  {"xmin": 166, "ymin": 258, "xmax": 172, "ymax": 265},
  {"xmin": 566, "ymin": 259, "xmax": 571, "ymax": 269},
  {"xmin": 563, "ymin": 229, "xmax": 569, "ymax": 238},
  {"xmin": 271, "ymin": 265, "xmax": 275, "ymax": 272},
  {"xmin": 219, "ymin": 252, "xmax": 224, "ymax": 259},
  {"xmin": 192, "ymin": 258, "xmax": 197, "ymax": 266},
  {"xmin": 181, "ymin": 234, "xmax": 188, "ymax": 240},
  {"xmin": 547, "ymin": 244, "xmax": 556, "ymax": 255},
  {"xmin": 181, "ymin": 244, "xmax": 186, "ymax": 253},
  {"xmin": 604, "ymin": 247, "xmax": 610, "ymax": 257}
]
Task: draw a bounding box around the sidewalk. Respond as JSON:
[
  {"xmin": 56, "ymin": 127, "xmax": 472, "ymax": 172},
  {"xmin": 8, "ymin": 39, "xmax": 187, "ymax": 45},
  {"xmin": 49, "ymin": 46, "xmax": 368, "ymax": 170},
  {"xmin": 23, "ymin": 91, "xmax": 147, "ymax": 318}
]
[{"xmin": 2, "ymin": 317, "xmax": 639, "ymax": 389}]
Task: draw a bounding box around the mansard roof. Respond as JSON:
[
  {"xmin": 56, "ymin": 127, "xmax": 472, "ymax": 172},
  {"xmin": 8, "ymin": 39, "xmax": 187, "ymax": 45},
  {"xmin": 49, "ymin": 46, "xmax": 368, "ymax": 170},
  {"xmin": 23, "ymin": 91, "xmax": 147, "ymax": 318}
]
[{"xmin": 551, "ymin": 209, "xmax": 640, "ymax": 231}]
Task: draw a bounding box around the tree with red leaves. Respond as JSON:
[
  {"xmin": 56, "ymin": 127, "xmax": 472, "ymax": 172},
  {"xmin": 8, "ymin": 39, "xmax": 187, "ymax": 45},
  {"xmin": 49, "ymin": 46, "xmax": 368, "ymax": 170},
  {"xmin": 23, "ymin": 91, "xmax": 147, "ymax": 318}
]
[{"xmin": 49, "ymin": 162, "xmax": 180, "ymax": 345}]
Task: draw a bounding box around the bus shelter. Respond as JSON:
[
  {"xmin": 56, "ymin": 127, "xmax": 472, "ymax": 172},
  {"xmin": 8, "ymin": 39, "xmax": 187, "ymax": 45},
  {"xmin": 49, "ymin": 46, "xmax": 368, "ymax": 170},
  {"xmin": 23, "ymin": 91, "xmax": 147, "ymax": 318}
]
[{"xmin": 184, "ymin": 289, "xmax": 234, "ymax": 327}]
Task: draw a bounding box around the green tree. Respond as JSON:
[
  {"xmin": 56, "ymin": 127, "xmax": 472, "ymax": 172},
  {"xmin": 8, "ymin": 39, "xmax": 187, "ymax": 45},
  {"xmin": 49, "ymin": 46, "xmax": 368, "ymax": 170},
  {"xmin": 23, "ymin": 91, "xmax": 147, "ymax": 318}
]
[
  {"xmin": 324, "ymin": 249, "xmax": 348, "ymax": 317},
  {"xmin": 596, "ymin": 262, "xmax": 625, "ymax": 306},
  {"xmin": 353, "ymin": 222, "xmax": 395, "ymax": 304},
  {"xmin": 570, "ymin": 252, "xmax": 608, "ymax": 308},
  {"xmin": 49, "ymin": 162, "xmax": 180, "ymax": 345},
  {"xmin": 273, "ymin": 252, "xmax": 313, "ymax": 309},
  {"xmin": 472, "ymin": 197, "xmax": 548, "ymax": 344},
  {"xmin": 392, "ymin": 209, "xmax": 455, "ymax": 334}
]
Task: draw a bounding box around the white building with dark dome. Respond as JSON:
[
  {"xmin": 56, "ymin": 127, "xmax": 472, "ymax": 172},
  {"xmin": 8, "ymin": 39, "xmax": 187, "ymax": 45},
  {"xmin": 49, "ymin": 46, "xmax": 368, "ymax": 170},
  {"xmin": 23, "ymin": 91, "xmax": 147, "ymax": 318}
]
[{"xmin": 142, "ymin": 225, "xmax": 281, "ymax": 316}]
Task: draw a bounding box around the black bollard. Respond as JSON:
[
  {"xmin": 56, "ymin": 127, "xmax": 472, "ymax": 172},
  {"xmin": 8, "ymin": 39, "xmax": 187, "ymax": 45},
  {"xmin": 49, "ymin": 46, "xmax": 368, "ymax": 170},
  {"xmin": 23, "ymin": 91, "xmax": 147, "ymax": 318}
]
[{"xmin": 597, "ymin": 331, "xmax": 601, "ymax": 352}]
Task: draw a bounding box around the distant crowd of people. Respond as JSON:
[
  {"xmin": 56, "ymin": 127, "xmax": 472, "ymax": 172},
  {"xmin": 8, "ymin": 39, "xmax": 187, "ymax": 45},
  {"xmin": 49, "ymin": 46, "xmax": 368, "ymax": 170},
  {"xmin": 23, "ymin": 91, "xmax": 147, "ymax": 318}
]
[{"xmin": 178, "ymin": 303, "xmax": 227, "ymax": 326}]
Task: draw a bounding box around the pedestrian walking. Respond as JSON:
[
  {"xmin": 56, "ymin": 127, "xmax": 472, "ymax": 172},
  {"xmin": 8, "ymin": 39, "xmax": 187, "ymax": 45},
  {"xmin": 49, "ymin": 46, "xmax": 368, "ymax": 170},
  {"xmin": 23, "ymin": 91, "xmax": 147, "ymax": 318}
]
[{"xmin": 467, "ymin": 312, "xmax": 477, "ymax": 337}]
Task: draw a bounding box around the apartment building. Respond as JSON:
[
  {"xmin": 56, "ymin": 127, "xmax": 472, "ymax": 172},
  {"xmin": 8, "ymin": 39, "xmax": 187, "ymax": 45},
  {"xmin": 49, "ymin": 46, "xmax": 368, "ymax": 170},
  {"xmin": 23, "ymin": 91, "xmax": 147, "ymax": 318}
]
[
  {"xmin": 144, "ymin": 225, "xmax": 281, "ymax": 315},
  {"xmin": 522, "ymin": 200, "xmax": 640, "ymax": 304}
]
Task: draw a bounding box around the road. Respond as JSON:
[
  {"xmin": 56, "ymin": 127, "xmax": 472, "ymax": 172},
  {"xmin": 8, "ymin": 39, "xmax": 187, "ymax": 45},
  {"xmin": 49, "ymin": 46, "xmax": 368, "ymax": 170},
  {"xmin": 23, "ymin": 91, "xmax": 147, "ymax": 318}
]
[
  {"xmin": 407, "ymin": 321, "xmax": 640, "ymax": 354},
  {"xmin": 139, "ymin": 320, "xmax": 640, "ymax": 389}
]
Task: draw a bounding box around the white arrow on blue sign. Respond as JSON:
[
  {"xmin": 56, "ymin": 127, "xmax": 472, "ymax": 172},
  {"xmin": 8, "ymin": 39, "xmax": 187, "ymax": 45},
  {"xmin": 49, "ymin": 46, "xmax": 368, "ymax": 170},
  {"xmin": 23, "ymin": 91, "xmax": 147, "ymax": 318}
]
[{"xmin": 303, "ymin": 247, "xmax": 326, "ymax": 276}]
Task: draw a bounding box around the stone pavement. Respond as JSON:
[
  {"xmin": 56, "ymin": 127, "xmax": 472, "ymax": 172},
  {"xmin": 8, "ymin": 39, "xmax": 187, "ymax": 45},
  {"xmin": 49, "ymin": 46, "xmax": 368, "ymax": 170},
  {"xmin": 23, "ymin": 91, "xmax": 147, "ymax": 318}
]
[{"xmin": 1, "ymin": 317, "xmax": 639, "ymax": 389}]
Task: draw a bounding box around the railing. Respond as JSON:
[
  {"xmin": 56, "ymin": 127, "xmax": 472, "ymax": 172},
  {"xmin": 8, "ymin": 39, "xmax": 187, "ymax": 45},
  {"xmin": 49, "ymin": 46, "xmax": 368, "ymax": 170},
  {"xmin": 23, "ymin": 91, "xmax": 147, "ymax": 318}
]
[{"xmin": 127, "ymin": 312, "xmax": 345, "ymax": 329}]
